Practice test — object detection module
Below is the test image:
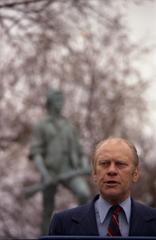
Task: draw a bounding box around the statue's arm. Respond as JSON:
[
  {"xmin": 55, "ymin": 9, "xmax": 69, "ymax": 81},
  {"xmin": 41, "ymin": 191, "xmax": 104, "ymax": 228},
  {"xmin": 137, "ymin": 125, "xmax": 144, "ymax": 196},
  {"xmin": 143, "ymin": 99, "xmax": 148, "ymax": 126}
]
[
  {"xmin": 29, "ymin": 122, "xmax": 51, "ymax": 183},
  {"xmin": 34, "ymin": 155, "xmax": 51, "ymax": 183}
]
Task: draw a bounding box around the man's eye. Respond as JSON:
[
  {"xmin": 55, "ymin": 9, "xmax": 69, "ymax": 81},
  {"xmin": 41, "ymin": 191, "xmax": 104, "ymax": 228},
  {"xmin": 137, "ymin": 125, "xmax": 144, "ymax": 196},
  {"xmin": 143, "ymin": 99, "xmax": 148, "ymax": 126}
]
[
  {"xmin": 99, "ymin": 161, "xmax": 110, "ymax": 166},
  {"xmin": 116, "ymin": 162, "xmax": 127, "ymax": 168}
]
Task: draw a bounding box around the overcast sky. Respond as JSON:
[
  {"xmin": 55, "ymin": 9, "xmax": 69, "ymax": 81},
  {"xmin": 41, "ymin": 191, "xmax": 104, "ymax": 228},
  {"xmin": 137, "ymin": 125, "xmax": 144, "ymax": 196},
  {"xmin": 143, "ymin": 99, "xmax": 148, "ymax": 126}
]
[
  {"xmin": 126, "ymin": 1, "xmax": 156, "ymax": 73},
  {"xmin": 125, "ymin": 2, "xmax": 156, "ymax": 127}
]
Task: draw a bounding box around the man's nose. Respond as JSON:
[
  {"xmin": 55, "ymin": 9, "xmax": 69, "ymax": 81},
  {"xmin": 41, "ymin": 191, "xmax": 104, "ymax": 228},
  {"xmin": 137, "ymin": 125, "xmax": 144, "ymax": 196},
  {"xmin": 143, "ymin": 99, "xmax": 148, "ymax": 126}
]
[{"xmin": 107, "ymin": 163, "xmax": 118, "ymax": 175}]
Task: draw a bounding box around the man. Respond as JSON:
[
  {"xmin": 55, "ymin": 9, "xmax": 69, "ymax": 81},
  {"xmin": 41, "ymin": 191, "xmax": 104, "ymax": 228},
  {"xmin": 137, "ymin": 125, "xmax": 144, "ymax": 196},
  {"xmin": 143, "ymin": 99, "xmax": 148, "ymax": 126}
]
[
  {"xmin": 29, "ymin": 88, "xmax": 90, "ymax": 234},
  {"xmin": 48, "ymin": 137, "xmax": 156, "ymax": 237}
]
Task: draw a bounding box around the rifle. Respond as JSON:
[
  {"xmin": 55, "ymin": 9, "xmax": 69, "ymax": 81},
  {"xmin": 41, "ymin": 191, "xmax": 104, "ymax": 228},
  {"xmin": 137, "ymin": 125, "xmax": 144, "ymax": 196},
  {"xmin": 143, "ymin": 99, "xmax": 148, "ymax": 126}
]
[{"xmin": 23, "ymin": 168, "xmax": 91, "ymax": 198}]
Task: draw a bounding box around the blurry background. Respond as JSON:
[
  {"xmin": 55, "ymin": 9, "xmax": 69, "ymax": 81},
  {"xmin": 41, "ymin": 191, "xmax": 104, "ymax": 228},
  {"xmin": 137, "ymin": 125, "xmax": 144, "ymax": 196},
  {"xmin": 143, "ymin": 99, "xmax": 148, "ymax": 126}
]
[{"xmin": 0, "ymin": 0, "xmax": 156, "ymax": 238}]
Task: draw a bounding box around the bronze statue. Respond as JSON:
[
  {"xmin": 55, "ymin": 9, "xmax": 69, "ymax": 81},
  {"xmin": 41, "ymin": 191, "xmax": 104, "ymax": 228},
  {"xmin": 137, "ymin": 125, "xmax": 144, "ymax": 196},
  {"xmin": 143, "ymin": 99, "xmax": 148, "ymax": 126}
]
[{"xmin": 28, "ymin": 89, "xmax": 90, "ymax": 235}]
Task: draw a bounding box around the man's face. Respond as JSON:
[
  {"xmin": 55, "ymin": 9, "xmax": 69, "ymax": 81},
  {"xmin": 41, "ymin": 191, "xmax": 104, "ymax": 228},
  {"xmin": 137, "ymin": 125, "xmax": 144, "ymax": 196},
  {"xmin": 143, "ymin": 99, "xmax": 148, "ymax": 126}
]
[{"xmin": 93, "ymin": 139, "xmax": 139, "ymax": 204}]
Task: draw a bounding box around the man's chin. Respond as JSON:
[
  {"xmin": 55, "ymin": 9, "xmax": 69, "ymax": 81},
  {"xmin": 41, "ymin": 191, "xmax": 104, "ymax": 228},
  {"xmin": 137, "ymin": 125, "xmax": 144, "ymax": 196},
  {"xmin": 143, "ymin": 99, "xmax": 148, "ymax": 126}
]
[{"xmin": 101, "ymin": 190, "xmax": 122, "ymax": 201}]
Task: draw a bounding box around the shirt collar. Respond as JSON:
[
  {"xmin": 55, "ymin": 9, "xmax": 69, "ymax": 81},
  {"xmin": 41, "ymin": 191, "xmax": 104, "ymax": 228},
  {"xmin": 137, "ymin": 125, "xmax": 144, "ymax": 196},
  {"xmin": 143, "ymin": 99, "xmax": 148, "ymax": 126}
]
[
  {"xmin": 120, "ymin": 197, "xmax": 131, "ymax": 224},
  {"xmin": 96, "ymin": 195, "xmax": 131, "ymax": 224}
]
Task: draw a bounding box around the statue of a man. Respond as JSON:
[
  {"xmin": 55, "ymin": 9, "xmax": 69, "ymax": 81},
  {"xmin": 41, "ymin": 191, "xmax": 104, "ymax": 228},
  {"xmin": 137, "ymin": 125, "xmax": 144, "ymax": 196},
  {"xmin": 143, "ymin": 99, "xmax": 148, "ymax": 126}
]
[{"xmin": 28, "ymin": 89, "xmax": 90, "ymax": 234}]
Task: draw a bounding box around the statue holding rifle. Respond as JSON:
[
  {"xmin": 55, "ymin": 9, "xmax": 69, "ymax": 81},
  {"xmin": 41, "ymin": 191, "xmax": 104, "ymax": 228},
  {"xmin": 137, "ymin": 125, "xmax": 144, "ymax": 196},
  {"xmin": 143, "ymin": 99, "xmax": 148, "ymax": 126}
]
[{"xmin": 28, "ymin": 88, "xmax": 90, "ymax": 235}]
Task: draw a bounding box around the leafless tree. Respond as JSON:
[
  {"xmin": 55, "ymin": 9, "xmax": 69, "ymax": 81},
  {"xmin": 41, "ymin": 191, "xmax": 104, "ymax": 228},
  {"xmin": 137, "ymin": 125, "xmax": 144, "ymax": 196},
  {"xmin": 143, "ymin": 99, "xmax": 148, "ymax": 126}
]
[{"xmin": 0, "ymin": 0, "xmax": 156, "ymax": 238}]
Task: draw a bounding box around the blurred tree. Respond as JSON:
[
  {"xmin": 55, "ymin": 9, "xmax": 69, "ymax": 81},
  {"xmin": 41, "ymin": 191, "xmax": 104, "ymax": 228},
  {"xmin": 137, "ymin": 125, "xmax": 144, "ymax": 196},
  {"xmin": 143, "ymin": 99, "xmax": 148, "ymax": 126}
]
[{"xmin": 0, "ymin": 0, "xmax": 156, "ymax": 238}]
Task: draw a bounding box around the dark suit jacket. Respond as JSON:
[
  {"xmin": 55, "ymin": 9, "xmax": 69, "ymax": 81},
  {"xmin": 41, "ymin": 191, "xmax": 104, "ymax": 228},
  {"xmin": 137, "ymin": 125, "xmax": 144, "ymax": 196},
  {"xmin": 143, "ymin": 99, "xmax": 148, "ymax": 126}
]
[{"xmin": 48, "ymin": 195, "xmax": 156, "ymax": 236}]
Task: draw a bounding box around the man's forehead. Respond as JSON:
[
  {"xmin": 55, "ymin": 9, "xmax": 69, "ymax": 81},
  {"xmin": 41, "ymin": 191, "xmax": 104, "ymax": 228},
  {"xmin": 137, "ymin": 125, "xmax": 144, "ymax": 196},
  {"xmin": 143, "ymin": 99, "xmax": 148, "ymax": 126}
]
[{"xmin": 93, "ymin": 138, "xmax": 138, "ymax": 168}]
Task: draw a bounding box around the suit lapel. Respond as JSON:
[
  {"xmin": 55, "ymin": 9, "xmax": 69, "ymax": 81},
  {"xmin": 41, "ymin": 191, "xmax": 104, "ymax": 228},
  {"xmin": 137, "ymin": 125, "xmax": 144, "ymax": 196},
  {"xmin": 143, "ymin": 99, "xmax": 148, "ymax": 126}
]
[
  {"xmin": 71, "ymin": 195, "xmax": 99, "ymax": 236},
  {"xmin": 129, "ymin": 199, "xmax": 155, "ymax": 236}
]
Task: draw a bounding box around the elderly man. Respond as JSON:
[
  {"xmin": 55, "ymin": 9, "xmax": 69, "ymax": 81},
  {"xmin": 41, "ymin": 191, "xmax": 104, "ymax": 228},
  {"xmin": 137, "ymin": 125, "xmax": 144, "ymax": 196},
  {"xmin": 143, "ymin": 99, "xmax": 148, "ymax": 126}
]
[{"xmin": 48, "ymin": 137, "xmax": 156, "ymax": 237}]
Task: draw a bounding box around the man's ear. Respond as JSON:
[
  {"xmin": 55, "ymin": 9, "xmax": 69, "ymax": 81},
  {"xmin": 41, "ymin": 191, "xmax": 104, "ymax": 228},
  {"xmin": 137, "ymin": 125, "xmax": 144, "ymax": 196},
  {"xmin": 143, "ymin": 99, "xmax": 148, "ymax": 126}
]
[{"xmin": 132, "ymin": 166, "xmax": 140, "ymax": 183}]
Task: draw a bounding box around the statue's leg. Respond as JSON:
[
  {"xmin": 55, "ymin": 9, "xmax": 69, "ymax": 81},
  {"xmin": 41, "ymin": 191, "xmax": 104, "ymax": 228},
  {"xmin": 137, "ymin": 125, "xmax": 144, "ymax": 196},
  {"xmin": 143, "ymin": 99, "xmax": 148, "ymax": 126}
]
[
  {"xmin": 64, "ymin": 177, "xmax": 90, "ymax": 205},
  {"xmin": 42, "ymin": 185, "xmax": 57, "ymax": 235}
]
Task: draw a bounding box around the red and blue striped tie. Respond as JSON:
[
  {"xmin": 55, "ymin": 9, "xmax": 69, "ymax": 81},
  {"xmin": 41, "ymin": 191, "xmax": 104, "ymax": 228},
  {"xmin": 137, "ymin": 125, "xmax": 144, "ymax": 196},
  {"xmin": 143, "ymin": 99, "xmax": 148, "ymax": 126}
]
[{"xmin": 107, "ymin": 205, "xmax": 122, "ymax": 236}]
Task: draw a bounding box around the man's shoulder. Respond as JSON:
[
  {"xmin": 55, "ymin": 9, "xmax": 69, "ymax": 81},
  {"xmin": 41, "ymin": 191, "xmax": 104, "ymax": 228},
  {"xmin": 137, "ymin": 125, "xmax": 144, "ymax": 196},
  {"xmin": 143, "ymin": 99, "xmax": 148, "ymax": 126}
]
[
  {"xmin": 48, "ymin": 197, "xmax": 98, "ymax": 235},
  {"xmin": 133, "ymin": 199, "xmax": 156, "ymax": 215},
  {"xmin": 54, "ymin": 202, "xmax": 91, "ymax": 219},
  {"xmin": 52, "ymin": 195, "xmax": 99, "ymax": 222}
]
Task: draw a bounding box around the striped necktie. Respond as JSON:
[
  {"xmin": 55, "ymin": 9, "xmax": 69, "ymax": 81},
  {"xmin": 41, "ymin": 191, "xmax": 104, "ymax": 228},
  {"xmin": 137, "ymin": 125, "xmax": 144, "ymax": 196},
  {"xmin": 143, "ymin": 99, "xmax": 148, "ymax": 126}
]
[{"xmin": 107, "ymin": 205, "xmax": 122, "ymax": 236}]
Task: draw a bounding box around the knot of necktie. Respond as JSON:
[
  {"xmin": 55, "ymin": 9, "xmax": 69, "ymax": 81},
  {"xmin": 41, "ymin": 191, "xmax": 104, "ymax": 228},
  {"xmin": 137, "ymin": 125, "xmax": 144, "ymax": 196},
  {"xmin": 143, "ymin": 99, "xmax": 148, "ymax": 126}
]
[{"xmin": 111, "ymin": 205, "xmax": 122, "ymax": 216}]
